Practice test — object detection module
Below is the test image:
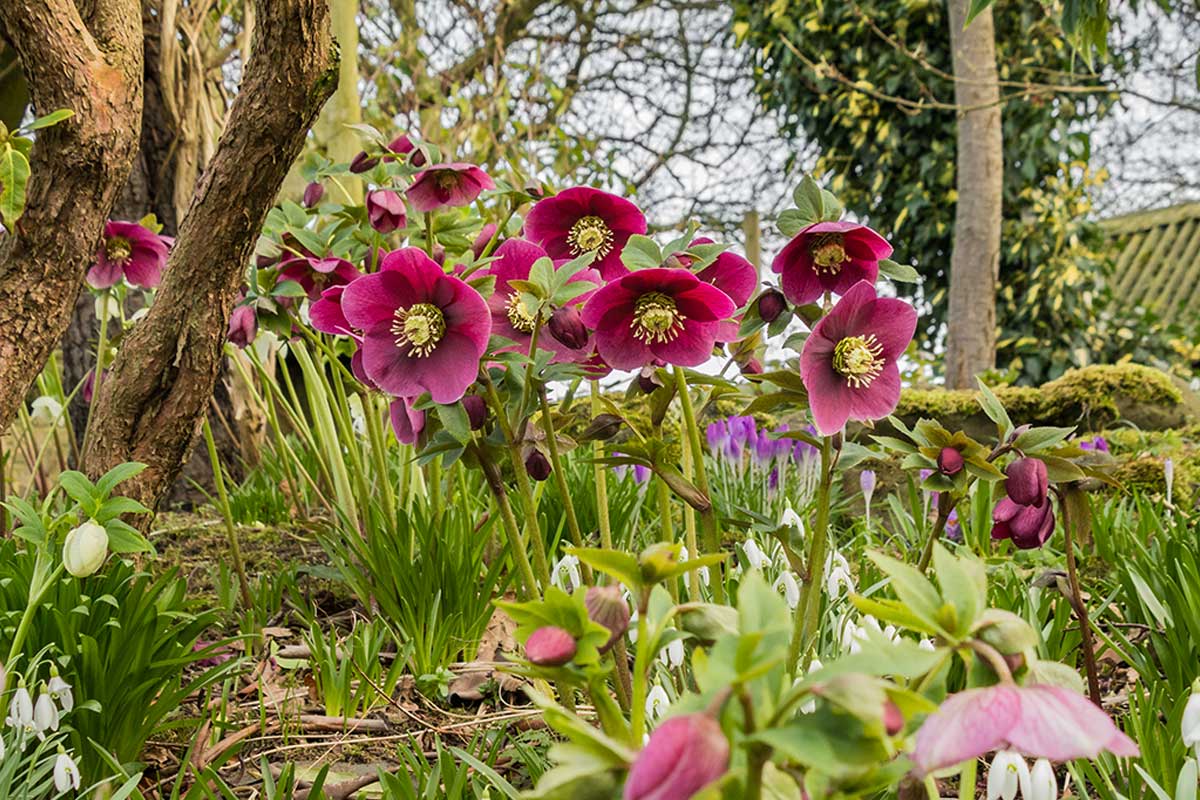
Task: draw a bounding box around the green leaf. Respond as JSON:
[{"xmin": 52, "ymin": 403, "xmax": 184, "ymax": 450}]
[
  {"xmin": 271, "ymin": 279, "xmax": 308, "ymax": 298},
  {"xmin": 0, "ymin": 145, "xmax": 31, "ymax": 228},
  {"xmin": 777, "ymin": 209, "xmax": 812, "ymax": 238},
  {"xmin": 1011, "ymin": 425, "xmax": 1075, "ymax": 453},
  {"xmin": 567, "ymin": 547, "xmax": 642, "ymax": 591},
  {"xmin": 965, "ymin": 0, "xmax": 993, "ymax": 26},
  {"xmin": 931, "ymin": 544, "xmax": 986, "ymax": 637},
  {"xmin": 22, "ymin": 108, "xmax": 75, "ymax": 132},
  {"xmin": 975, "ymin": 379, "xmax": 1013, "ymax": 438},
  {"xmin": 104, "ymin": 519, "xmax": 154, "ymax": 554},
  {"xmin": 878, "ymin": 258, "xmax": 920, "ymax": 283},
  {"xmin": 866, "ymin": 551, "xmax": 947, "ymax": 634},
  {"xmin": 792, "ymin": 175, "xmax": 824, "ymax": 223},
  {"xmin": 96, "ymin": 462, "xmax": 146, "ymax": 497},
  {"xmin": 620, "ymin": 235, "xmax": 663, "ymax": 271},
  {"xmin": 95, "ymin": 497, "xmax": 151, "ymax": 523},
  {"xmin": 58, "ymin": 470, "xmax": 99, "ymax": 512}
]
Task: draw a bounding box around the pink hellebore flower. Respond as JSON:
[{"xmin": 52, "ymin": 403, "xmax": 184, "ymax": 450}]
[
  {"xmin": 310, "ymin": 285, "xmax": 353, "ymax": 337},
  {"xmin": 367, "ymin": 189, "xmax": 407, "ymax": 234},
  {"xmin": 991, "ymin": 497, "xmax": 1056, "ymax": 549},
  {"xmin": 472, "ymin": 223, "xmax": 499, "ymax": 258},
  {"xmin": 278, "ymin": 256, "xmax": 362, "ymax": 302},
  {"xmin": 677, "ymin": 237, "xmax": 758, "ymax": 342},
  {"xmin": 771, "ymin": 220, "xmax": 892, "ymax": 306},
  {"xmin": 341, "ymin": 247, "xmax": 489, "ymax": 404},
  {"xmin": 228, "ymin": 304, "xmax": 258, "ymax": 349},
  {"xmin": 524, "ymin": 186, "xmax": 648, "ymax": 281},
  {"xmin": 389, "ymin": 396, "xmax": 425, "ymax": 445},
  {"xmin": 89, "ymin": 220, "xmax": 172, "ymax": 289},
  {"xmin": 624, "ymin": 713, "xmax": 730, "ymax": 800},
  {"xmin": 912, "ymin": 683, "xmax": 1138, "ymax": 775},
  {"xmin": 799, "ymin": 280, "xmax": 916, "ymax": 436},
  {"xmin": 482, "ymin": 238, "xmax": 601, "ymax": 362},
  {"xmin": 581, "ymin": 268, "xmax": 735, "ymax": 370},
  {"xmin": 406, "ymin": 163, "xmax": 494, "ymax": 213}
]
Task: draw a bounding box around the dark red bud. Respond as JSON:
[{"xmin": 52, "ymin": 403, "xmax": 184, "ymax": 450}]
[
  {"xmin": 386, "ymin": 134, "xmax": 415, "ymax": 156},
  {"xmin": 366, "ymin": 189, "xmax": 407, "ymax": 234},
  {"xmin": 472, "ymin": 223, "xmax": 498, "ymax": 258},
  {"xmin": 228, "ymin": 305, "xmax": 257, "ymax": 349},
  {"xmin": 1005, "ymin": 457, "xmax": 1048, "ymax": 506},
  {"xmin": 883, "ymin": 700, "xmax": 904, "ymax": 736},
  {"xmin": 525, "ymin": 449, "xmax": 552, "ymax": 481},
  {"xmin": 255, "ymin": 252, "xmax": 278, "ymax": 268},
  {"xmin": 740, "ymin": 357, "xmax": 763, "ymax": 376},
  {"xmin": 757, "ymin": 288, "xmax": 787, "ymax": 323},
  {"xmin": 661, "ymin": 254, "xmax": 688, "ymax": 270},
  {"xmin": 462, "ymin": 395, "xmax": 487, "ymax": 430},
  {"xmin": 303, "ymin": 181, "xmax": 325, "ymax": 208},
  {"xmin": 937, "ymin": 446, "xmax": 964, "ymax": 476},
  {"xmin": 431, "ymin": 244, "xmax": 446, "ymax": 265},
  {"xmin": 349, "ymin": 151, "xmax": 379, "ymax": 173},
  {"xmin": 525, "ymin": 626, "xmax": 576, "ymax": 666},
  {"xmin": 548, "ymin": 306, "xmax": 589, "ymax": 350},
  {"xmin": 585, "ymin": 585, "xmax": 630, "ymax": 652}
]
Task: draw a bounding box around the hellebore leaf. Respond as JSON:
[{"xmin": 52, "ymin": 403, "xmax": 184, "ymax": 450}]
[
  {"xmin": 620, "ymin": 234, "xmax": 663, "ymax": 270},
  {"xmin": 792, "ymin": 175, "xmax": 824, "ymax": 225},
  {"xmin": 878, "ymin": 258, "xmax": 920, "ymax": 283},
  {"xmin": 0, "ymin": 144, "xmax": 31, "ymax": 228},
  {"xmin": 975, "ymin": 379, "xmax": 1013, "ymax": 439},
  {"xmin": 22, "ymin": 108, "xmax": 75, "ymax": 132}
]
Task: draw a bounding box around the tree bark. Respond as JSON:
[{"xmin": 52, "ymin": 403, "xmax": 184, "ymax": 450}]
[
  {"xmin": 0, "ymin": 0, "xmax": 144, "ymax": 436},
  {"xmin": 944, "ymin": 0, "xmax": 1003, "ymax": 388},
  {"xmin": 82, "ymin": 0, "xmax": 336, "ymax": 514}
]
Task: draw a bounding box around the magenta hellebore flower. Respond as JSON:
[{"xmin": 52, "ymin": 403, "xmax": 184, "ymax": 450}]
[
  {"xmin": 228, "ymin": 304, "xmax": 257, "ymax": 349},
  {"xmin": 389, "ymin": 396, "xmax": 425, "ymax": 445},
  {"xmin": 992, "ymin": 496, "xmax": 1056, "ymax": 549},
  {"xmin": 799, "ymin": 280, "xmax": 916, "ymax": 436},
  {"xmin": 624, "ymin": 713, "xmax": 730, "ymax": 800},
  {"xmin": 278, "ymin": 255, "xmax": 362, "ymax": 302},
  {"xmin": 88, "ymin": 220, "xmax": 172, "ymax": 289},
  {"xmin": 771, "ymin": 220, "xmax": 892, "ymax": 306},
  {"xmin": 912, "ymin": 683, "xmax": 1138, "ymax": 775},
  {"xmin": 680, "ymin": 238, "xmax": 758, "ymax": 342},
  {"xmin": 938, "ymin": 446, "xmax": 965, "ymax": 476},
  {"xmin": 483, "ymin": 238, "xmax": 601, "ymax": 362},
  {"xmin": 366, "ymin": 189, "xmax": 407, "ymax": 234},
  {"xmin": 472, "ymin": 223, "xmax": 499, "ymax": 258},
  {"xmin": 1006, "ymin": 458, "xmax": 1048, "ymax": 507},
  {"xmin": 524, "ymin": 186, "xmax": 648, "ymax": 281},
  {"xmin": 581, "ymin": 268, "xmax": 736, "ymax": 370},
  {"xmin": 406, "ymin": 163, "xmax": 495, "ymax": 213},
  {"xmin": 341, "ymin": 247, "xmax": 490, "ymax": 404}
]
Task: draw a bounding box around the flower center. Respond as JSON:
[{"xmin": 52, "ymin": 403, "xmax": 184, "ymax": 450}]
[
  {"xmin": 391, "ymin": 302, "xmax": 446, "ymax": 357},
  {"xmin": 832, "ymin": 334, "xmax": 884, "ymax": 388},
  {"xmin": 105, "ymin": 236, "xmax": 132, "ymax": 264},
  {"xmin": 505, "ymin": 292, "xmax": 540, "ymax": 334},
  {"xmin": 567, "ymin": 215, "xmax": 614, "ymax": 258},
  {"xmin": 632, "ymin": 292, "xmax": 684, "ymax": 344},
  {"xmin": 810, "ymin": 233, "xmax": 849, "ymax": 274},
  {"xmin": 435, "ymin": 171, "xmax": 459, "ymax": 190}
]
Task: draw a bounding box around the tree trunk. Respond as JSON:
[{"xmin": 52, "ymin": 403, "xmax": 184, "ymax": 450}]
[
  {"xmin": 312, "ymin": 0, "xmax": 362, "ymax": 199},
  {"xmin": 82, "ymin": 0, "xmax": 336, "ymax": 515},
  {"xmin": 944, "ymin": 0, "xmax": 1003, "ymax": 388},
  {"xmin": 0, "ymin": 0, "xmax": 144, "ymax": 436}
]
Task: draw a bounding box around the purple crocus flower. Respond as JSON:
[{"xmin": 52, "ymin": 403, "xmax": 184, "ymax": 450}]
[
  {"xmin": 944, "ymin": 508, "xmax": 962, "ymax": 542},
  {"xmin": 1079, "ymin": 436, "xmax": 1109, "ymax": 453},
  {"xmin": 706, "ymin": 420, "xmax": 729, "ymax": 457},
  {"xmin": 771, "ymin": 220, "xmax": 892, "ymax": 306},
  {"xmin": 405, "ymin": 163, "xmax": 495, "ymax": 212},
  {"xmin": 912, "ymin": 683, "xmax": 1138, "ymax": 775},
  {"xmin": 88, "ymin": 220, "xmax": 172, "ymax": 289},
  {"xmin": 580, "ymin": 268, "xmax": 736, "ymax": 370},
  {"xmin": 799, "ymin": 280, "xmax": 916, "ymax": 436},
  {"xmin": 341, "ymin": 247, "xmax": 490, "ymax": 404},
  {"xmin": 523, "ymin": 186, "xmax": 648, "ymax": 281}
]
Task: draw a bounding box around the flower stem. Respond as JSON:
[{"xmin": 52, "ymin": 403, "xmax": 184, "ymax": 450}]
[
  {"xmin": 917, "ymin": 493, "xmax": 954, "ymax": 572},
  {"xmin": 1057, "ymin": 489, "xmax": 1102, "ymax": 706},
  {"xmin": 423, "ymin": 212, "xmax": 435, "ymax": 257},
  {"xmin": 789, "ymin": 435, "xmax": 833, "ymax": 673},
  {"xmin": 7, "ymin": 558, "xmax": 64, "ymax": 667},
  {"xmin": 672, "ymin": 366, "xmax": 724, "ymax": 603},
  {"xmin": 537, "ymin": 384, "xmax": 591, "ymax": 584},
  {"xmin": 681, "ymin": 421, "xmax": 701, "ymax": 603},
  {"xmin": 476, "ymin": 443, "xmax": 538, "ymax": 602},
  {"xmin": 82, "ymin": 294, "xmax": 111, "ymax": 449},
  {"xmin": 630, "ymin": 610, "xmax": 650, "ymax": 742},
  {"xmin": 202, "ymin": 417, "xmax": 253, "ymax": 611}
]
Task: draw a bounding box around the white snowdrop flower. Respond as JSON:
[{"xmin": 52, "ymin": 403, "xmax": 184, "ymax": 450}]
[
  {"xmin": 551, "ymin": 554, "xmax": 582, "ymax": 592},
  {"xmin": 774, "ymin": 572, "xmax": 800, "ymax": 609},
  {"xmin": 33, "ymin": 691, "xmax": 58, "ymax": 740},
  {"xmin": 299, "ymin": 299, "xmax": 313, "ymax": 326},
  {"xmin": 6, "ymin": 685, "xmax": 34, "ymax": 733},
  {"xmin": 1182, "ymin": 686, "xmax": 1200, "ymax": 754},
  {"xmin": 918, "ymin": 638, "xmax": 936, "ymax": 652},
  {"xmin": 882, "ymin": 624, "xmax": 899, "ymax": 643},
  {"xmin": 743, "ymin": 540, "xmax": 768, "ymax": 571},
  {"xmin": 645, "ymin": 684, "xmax": 670, "ymax": 721},
  {"xmin": 679, "ymin": 548, "xmax": 710, "ymax": 590},
  {"xmin": 825, "ymin": 551, "xmax": 855, "ymax": 598},
  {"xmin": 987, "ymin": 750, "xmax": 1031, "ymax": 800},
  {"xmin": 658, "ymin": 638, "xmax": 685, "ymax": 669},
  {"xmin": 798, "ymin": 657, "xmax": 822, "ymax": 714},
  {"xmin": 94, "ymin": 293, "xmax": 121, "ymax": 322},
  {"xmin": 1028, "ymin": 759, "xmax": 1057, "ymax": 800},
  {"xmin": 54, "ymin": 751, "xmax": 81, "ymax": 792},
  {"xmin": 48, "ymin": 670, "xmax": 73, "ymax": 715},
  {"xmin": 0, "ymin": 734, "xmax": 5, "ymax": 760},
  {"xmin": 347, "ymin": 394, "xmax": 366, "ymax": 436},
  {"xmin": 29, "ymin": 396, "xmax": 64, "ymax": 426},
  {"xmin": 628, "ymin": 610, "xmax": 638, "ymax": 643},
  {"xmin": 779, "ymin": 505, "xmax": 804, "ymax": 537},
  {"xmin": 839, "ymin": 618, "xmax": 865, "ymax": 654}
]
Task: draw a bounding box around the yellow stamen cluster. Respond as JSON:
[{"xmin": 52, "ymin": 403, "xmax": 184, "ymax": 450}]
[
  {"xmin": 105, "ymin": 236, "xmax": 133, "ymax": 264},
  {"xmin": 505, "ymin": 292, "xmax": 539, "ymax": 334},
  {"xmin": 392, "ymin": 302, "xmax": 446, "ymax": 358},
  {"xmin": 832, "ymin": 334, "xmax": 884, "ymax": 388},
  {"xmin": 567, "ymin": 215, "xmax": 615, "ymax": 258},
  {"xmin": 810, "ymin": 233, "xmax": 849, "ymax": 274},
  {"xmin": 632, "ymin": 291, "xmax": 684, "ymax": 344}
]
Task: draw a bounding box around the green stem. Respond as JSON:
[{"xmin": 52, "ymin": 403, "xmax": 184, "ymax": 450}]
[
  {"xmin": 1058, "ymin": 490, "xmax": 1102, "ymax": 706},
  {"xmin": 203, "ymin": 417, "xmax": 253, "ymax": 610},
  {"xmin": 681, "ymin": 420, "xmax": 700, "ymax": 602},
  {"xmin": 477, "ymin": 443, "xmax": 537, "ymax": 601},
  {"xmin": 82, "ymin": 295, "xmax": 111, "ymax": 449},
  {"xmin": 7, "ymin": 560, "xmax": 64, "ymax": 666},
  {"xmin": 917, "ymin": 493, "xmax": 954, "ymax": 572},
  {"xmin": 537, "ymin": 384, "xmax": 590, "ymax": 583},
  {"xmin": 959, "ymin": 756, "xmax": 977, "ymax": 800},
  {"xmin": 789, "ymin": 436, "xmax": 833, "ymax": 673},
  {"xmin": 672, "ymin": 366, "xmax": 724, "ymax": 603},
  {"xmin": 630, "ymin": 611, "xmax": 650, "ymax": 742},
  {"xmin": 424, "ymin": 212, "xmax": 435, "ymax": 257}
]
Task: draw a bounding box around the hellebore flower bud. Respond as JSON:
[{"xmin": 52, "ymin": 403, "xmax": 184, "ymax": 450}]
[
  {"xmin": 462, "ymin": 395, "xmax": 487, "ymax": 430},
  {"xmin": 548, "ymin": 306, "xmax": 589, "ymax": 350},
  {"xmin": 638, "ymin": 370, "xmax": 660, "ymax": 394},
  {"xmin": 525, "ymin": 626, "xmax": 577, "ymax": 666},
  {"xmin": 739, "ymin": 357, "xmax": 763, "ymax": 376},
  {"xmin": 991, "ymin": 496, "xmax": 1055, "ymax": 549},
  {"xmin": 638, "ymin": 542, "xmax": 681, "ymax": 584},
  {"xmin": 884, "ymin": 699, "xmax": 905, "ymax": 736},
  {"xmin": 624, "ymin": 713, "xmax": 730, "ymax": 800},
  {"xmin": 976, "ymin": 609, "xmax": 1039, "ymax": 655},
  {"xmin": 678, "ymin": 603, "xmax": 739, "ymax": 645},
  {"xmin": 228, "ymin": 304, "xmax": 258, "ymax": 349},
  {"xmin": 366, "ymin": 189, "xmax": 407, "ymax": 234},
  {"xmin": 525, "ymin": 449, "xmax": 552, "ymax": 482},
  {"xmin": 349, "ymin": 151, "xmax": 379, "ymax": 173},
  {"xmin": 937, "ymin": 446, "xmax": 964, "ymax": 476},
  {"xmin": 585, "ymin": 585, "xmax": 631, "ymax": 652},
  {"xmin": 757, "ymin": 288, "xmax": 788, "ymax": 323},
  {"xmin": 303, "ymin": 181, "xmax": 324, "ymax": 208},
  {"xmin": 1005, "ymin": 457, "xmax": 1048, "ymax": 506},
  {"xmin": 471, "ymin": 223, "xmax": 498, "ymax": 258},
  {"xmin": 62, "ymin": 520, "xmax": 109, "ymax": 578},
  {"xmin": 255, "ymin": 252, "xmax": 278, "ymax": 269}
]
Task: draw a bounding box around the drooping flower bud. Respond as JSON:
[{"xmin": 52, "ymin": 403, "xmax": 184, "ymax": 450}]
[
  {"xmin": 1005, "ymin": 457, "xmax": 1048, "ymax": 506},
  {"xmin": 525, "ymin": 626, "xmax": 577, "ymax": 666},
  {"xmin": 624, "ymin": 713, "xmax": 730, "ymax": 800},
  {"xmin": 739, "ymin": 357, "xmax": 763, "ymax": 376},
  {"xmin": 53, "ymin": 750, "xmax": 81, "ymax": 793},
  {"xmin": 1028, "ymin": 758, "xmax": 1056, "ymax": 800},
  {"xmin": 47, "ymin": 668, "xmax": 72, "ymax": 713},
  {"xmin": 228, "ymin": 304, "xmax": 258, "ymax": 349},
  {"xmin": 366, "ymin": 189, "xmax": 407, "ymax": 234},
  {"xmin": 991, "ymin": 496, "xmax": 1055, "ymax": 549},
  {"xmin": 471, "ymin": 223, "xmax": 498, "ymax": 258},
  {"xmin": 525, "ymin": 449, "xmax": 552, "ymax": 482},
  {"xmin": 585, "ymin": 585, "xmax": 631, "ymax": 652},
  {"xmin": 62, "ymin": 520, "xmax": 109, "ymax": 578},
  {"xmin": 884, "ymin": 699, "xmax": 905, "ymax": 735},
  {"xmin": 548, "ymin": 306, "xmax": 589, "ymax": 350},
  {"xmin": 303, "ymin": 181, "xmax": 324, "ymax": 208},
  {"xmin": 348, "ymin": 151, "xmax": 379, "ymax": 173},
  {"xmin": 757, "ymin": 288, "xmax": 787, "ymax": 323},
  {"xmin": 462, "ymin": 394, "xmax": 487, "ymax": 430},
  {"xmin": 937, "ymin": 446, "xmax": 964, "ymax": 476},
  {"xmin": 33, "ymin": 691, "xmax": 58, "ymax": 740}
]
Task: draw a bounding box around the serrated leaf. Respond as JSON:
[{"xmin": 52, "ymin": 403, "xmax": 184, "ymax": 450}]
[
  {"xmin": 620, "ymin": 235, "xmax": 662, "ymax": 270},
  {"xmin": 792, "ymin": 175, "xmax": 824, "ymax": 223}
]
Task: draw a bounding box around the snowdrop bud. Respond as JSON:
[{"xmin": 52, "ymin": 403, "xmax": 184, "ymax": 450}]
[
  {"xmin": 6, "ymin": 684, "xmax": 33, "ymax": 732},
  {"xmin": 645, "ymin": 684, "xmax": 670, "ymax": 722},
  {"xmin": 987, "ymin": 750, "xmax": 1031, "ymax": 800},
  {"xmin": 743, "ymin": 540, "xmax": 767, "ymax": 571},
  {"xmin": 30, "ymin": 396, "xmax": 65, "ymax": 426},
  {"xmin": 525, "ymin": 626, "xmax": 577, "ymax": 666},
  {"xmin": 54, "ymin": 750, "xmax": 81, "ymax": 793},
  {"xmin": 63, "ymin": 520, "xmax": 109, "ymax": 578},
  {"xmin": 658, "ymin": 638, "xmax": 685, "ymax": 669},
  {"xmin": 918, "ymin": 638, "xmax": 936, "ymax": 652},
  {"xmin": 1182, "ymin": 679, "xmax": 1200, "ymax": 751},
  {"xmin": 33, "ymin": 691, "xmax": 58, "ymax": 739},
  {"xmin": 48, "ymin": 668, "xmax": 72, "ymax": 714},
  {"xmin": 1165, "ymin": 458, "xmax": 1175, "ymax": 505},
  {"xmin": 1029, "ymin": 758, "xmax": 1057, "ymax": 800}
]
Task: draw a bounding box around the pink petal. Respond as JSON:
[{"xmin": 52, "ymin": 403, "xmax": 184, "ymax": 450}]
[
  {"xmin": 846, "ymin": 361, "xmax": 902, "ymax": 423},
  {"xmin": 651, "ymin": 321, "xmax": 720, "ymax": 367},
  {"xmin": 594, "ymin": 320, "xmax": 655, "ymax": 370},
  {"xmin": 359, "ymin": 331, "xmax": 426, "ymax": 397},
  {"xmin": 829, "ymin": 258, "xmax": 879, "ymax": 297},
  {"xmin": 388, "ymin": 397, "xmax": 425, "ymax": 444},
  {"xmin": 912, "ymin": 686, "xmax": 1022, "ymax": 775},
  {"xmin": 697, "ymin": 250, "xmax": 757, "ymax": 308},
  {"xmin": 415, "ymin": 331, "xmax": 485, "ymax": 403},
  {"xmin": 1007, "ymin": 686, "xmax": 1139, "ymax": 761}
]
